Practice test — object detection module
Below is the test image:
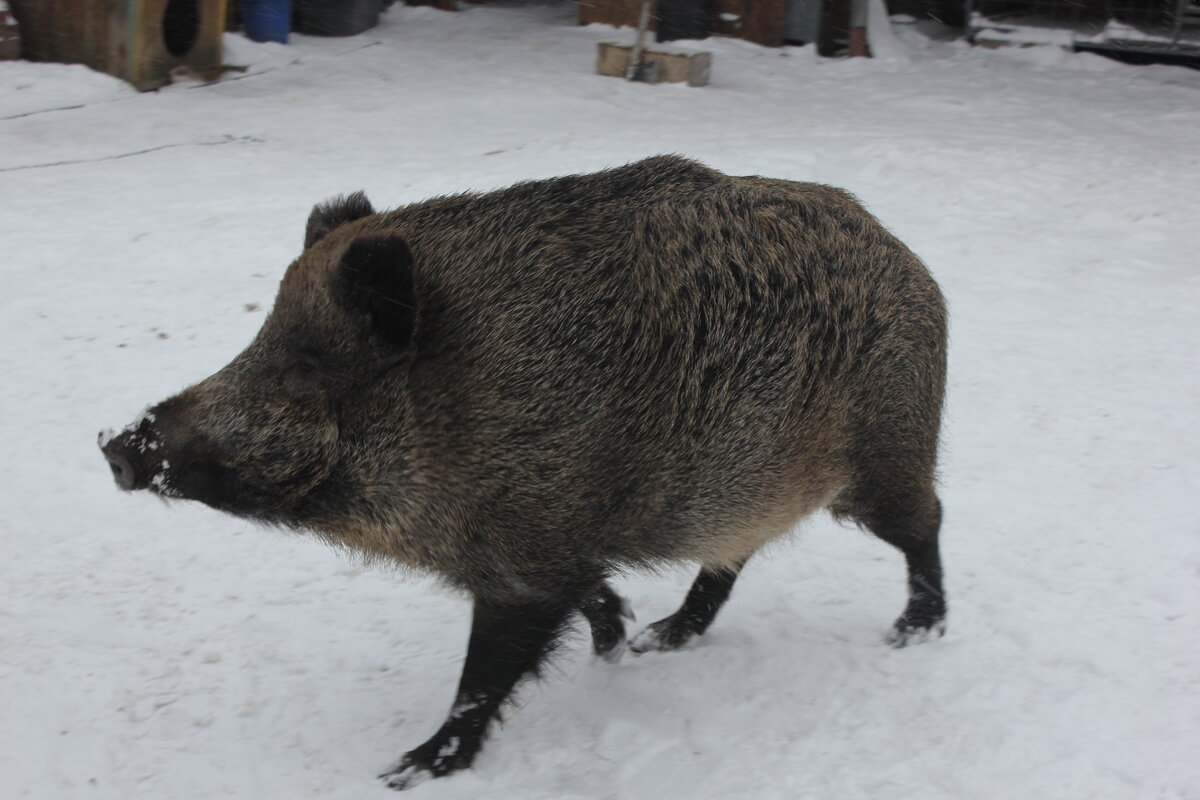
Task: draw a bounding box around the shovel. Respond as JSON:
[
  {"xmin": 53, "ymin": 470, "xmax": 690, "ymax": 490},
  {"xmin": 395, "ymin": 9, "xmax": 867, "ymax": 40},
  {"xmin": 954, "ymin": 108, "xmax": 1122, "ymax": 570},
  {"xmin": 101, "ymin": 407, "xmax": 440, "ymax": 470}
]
[{"xmin": 625, "ymin": 0, "xmax": 661, "ymax": 83}]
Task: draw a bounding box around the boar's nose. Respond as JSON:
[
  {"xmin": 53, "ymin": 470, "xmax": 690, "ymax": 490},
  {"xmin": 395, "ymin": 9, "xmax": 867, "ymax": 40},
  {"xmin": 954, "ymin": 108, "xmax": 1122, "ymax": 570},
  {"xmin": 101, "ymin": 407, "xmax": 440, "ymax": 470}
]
[
  {"xmin": 99, "ymin": 433, "xmax": 144, "ymax": 491},
  {"xmin": 106, "ymin": 450, "xmax": 136, "ymax": 490}
]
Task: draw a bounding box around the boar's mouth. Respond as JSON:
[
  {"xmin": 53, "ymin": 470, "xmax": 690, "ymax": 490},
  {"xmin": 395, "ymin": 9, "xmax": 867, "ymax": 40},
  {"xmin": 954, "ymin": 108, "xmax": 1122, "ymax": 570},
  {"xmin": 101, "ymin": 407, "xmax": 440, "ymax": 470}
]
[{"xmin": 101, "ymin": 426, "xmax": 291, "ymax": 516}]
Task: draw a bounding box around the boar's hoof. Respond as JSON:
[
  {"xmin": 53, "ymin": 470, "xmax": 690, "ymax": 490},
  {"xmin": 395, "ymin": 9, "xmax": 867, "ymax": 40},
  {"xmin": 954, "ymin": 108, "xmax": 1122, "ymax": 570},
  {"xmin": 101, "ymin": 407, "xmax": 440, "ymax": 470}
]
[
  {"xmin": 379, "ymin": 763, "xmax": 433, "ymax": 791},
  {"xmin": 582, "ymin": 587, "xmax": 635, "ymax": 663},
  {"xmin": 884, "ymin": 620, "xmax": 947, "ymax": 649},
  {"xmin": 379, "ymin": 735, "xmax": 479, "ymax": 790},
  {"xmin": 595, "ymin": 635, "xmax": 627, "ymax": 664},
  {"xmin": 628, "ymin": 616, "xmax": 699, "ymax": 654},
  {"xmin": 594, "ymin": 599, "xmax": 635, "ymax": 663}
]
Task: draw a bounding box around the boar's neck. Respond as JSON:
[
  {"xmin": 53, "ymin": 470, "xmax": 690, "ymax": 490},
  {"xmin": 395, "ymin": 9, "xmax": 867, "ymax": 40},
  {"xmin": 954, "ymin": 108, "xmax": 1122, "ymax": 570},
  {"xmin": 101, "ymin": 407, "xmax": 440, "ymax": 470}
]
[{"xmin": 286, "ymin": 452, "xmax": 468, "ymax": 575}]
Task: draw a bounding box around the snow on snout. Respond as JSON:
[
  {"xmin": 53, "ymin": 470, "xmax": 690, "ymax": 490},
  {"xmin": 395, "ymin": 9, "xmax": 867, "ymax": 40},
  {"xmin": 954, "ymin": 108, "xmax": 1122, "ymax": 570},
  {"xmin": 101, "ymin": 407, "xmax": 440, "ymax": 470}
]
[
  {"xmin": 148, "ymin": 459, "xmax": 176, "ymax": 497},
  {"xmin": 99, "ymin": 407, "xmax": 174, "ymax": 493},
  {"xmin": 98, "ymin": 407, "xmax": 158, "ymax": 449}
]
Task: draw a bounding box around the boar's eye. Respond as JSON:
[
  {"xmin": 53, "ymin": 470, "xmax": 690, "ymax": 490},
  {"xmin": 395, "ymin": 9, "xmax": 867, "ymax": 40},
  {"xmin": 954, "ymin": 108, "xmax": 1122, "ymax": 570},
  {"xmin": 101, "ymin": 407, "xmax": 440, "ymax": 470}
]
[{"xmin": 283, "ymin": 359, "xmax": 323, "ymax": 393}]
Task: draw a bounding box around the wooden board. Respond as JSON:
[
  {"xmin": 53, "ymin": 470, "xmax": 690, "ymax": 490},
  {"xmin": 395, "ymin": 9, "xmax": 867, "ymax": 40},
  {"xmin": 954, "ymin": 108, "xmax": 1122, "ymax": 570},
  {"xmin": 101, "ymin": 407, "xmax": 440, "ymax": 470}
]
[{"xmin": 596, "ymin": 41, "xmax": 712, "ymax": 86}]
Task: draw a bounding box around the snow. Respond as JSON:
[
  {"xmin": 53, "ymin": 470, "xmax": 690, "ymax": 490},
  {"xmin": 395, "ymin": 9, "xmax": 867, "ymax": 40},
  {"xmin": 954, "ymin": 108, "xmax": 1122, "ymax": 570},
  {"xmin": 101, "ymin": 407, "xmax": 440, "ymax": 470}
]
[
  {"xmin": 628, "ymin": 620, "xmax": 679, "ymax": 653},
  {"xmin": 0, "ymin": 61, "xmax": 137, "ymax": 120},
  {"xmin": 866, "ymin": 1, "xmax": 906, "ymax": 61},
  {"xmin": 381, "ymin": 763, "xmax": 433, "ymax": 791},
  {"xmin": 436, "ymin": 737, "xmax": 459, "ymax": 761},
  {"xmin": 2, "ymin": 3, "xmax": 1198, "ymax": 799}
]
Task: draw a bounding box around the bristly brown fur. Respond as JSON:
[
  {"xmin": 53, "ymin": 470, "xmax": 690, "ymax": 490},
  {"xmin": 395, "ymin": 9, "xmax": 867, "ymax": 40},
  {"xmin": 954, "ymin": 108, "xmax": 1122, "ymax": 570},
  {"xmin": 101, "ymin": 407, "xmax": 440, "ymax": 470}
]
[
  {"xmin": 103, "ymin": 156, "xmax": 948, "ymax": 787},
  {"xmin": 282, "ymin": 156, "xmax": 946, "ymax": 601}
]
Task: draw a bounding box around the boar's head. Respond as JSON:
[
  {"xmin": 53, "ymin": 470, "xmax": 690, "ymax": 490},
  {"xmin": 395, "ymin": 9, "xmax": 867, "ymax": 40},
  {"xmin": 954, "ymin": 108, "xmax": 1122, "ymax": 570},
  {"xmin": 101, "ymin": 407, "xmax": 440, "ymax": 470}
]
[{"xmin": 99, "ymin": 193, "xmax": 416, "ymax": 522}]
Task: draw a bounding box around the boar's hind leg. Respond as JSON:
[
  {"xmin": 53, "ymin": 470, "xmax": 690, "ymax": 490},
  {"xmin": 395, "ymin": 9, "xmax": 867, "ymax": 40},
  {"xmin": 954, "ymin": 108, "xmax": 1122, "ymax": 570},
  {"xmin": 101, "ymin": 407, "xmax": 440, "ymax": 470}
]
[
  {"xmin": 580, "ymin": 581, "xmax": 635, "ymax": 662},
  {"xmin": 379, "ymin": 594, "xmax": 578, "ymax": 790},
  {"xmin": 629, "ymin": 559, "xmax": 748, "ymax": 654},
  {"xmin": 838, "ymin": 485, "xmax": 946, "ymax": 648}
]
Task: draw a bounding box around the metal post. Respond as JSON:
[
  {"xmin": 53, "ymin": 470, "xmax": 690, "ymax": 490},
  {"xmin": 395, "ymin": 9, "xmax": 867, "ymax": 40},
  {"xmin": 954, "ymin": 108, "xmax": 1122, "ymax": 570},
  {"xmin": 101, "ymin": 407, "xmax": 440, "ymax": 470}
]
[{"xmin": 1170, "ymin": 0, "xmax": 1185, "ymax": 45}]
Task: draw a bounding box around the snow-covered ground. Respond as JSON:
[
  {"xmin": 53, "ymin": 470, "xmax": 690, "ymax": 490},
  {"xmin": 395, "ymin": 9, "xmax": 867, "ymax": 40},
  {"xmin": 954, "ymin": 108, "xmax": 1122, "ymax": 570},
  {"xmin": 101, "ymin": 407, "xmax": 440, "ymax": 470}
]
[{"xmin": 2, "ymin": 3, "xmax": 1198, "ymax": 798}]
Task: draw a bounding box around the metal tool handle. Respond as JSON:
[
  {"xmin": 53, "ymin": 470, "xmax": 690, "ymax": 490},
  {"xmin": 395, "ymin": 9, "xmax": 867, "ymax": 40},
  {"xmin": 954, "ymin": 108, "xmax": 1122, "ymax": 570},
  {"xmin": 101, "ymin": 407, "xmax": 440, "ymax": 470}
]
[{"xmin": 628, "ymin": 0, "xmax": 653, "ymax": 77}]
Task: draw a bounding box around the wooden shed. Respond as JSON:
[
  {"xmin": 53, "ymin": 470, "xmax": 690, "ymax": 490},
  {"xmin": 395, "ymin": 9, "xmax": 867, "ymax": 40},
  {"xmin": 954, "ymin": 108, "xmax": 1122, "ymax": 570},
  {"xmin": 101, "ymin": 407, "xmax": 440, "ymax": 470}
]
[{"xmin": 9, "ymin": 0, "xmax": 228, "ymax": 90}]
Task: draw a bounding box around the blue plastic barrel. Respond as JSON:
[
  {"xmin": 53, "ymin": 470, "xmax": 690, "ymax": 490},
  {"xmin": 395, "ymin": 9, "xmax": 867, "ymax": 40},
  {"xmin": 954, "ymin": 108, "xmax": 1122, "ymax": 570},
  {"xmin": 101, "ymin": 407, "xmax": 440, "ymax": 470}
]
[{"xmin": 240, "ymin": 0, "xmax": 291, "ymax": 44}]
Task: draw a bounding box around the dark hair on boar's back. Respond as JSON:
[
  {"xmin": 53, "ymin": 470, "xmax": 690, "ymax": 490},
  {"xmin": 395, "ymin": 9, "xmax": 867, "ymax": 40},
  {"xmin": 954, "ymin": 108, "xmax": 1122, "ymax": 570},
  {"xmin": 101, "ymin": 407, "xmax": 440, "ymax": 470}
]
[{"xmin": 100, "ymin": 155, "xmax": 948, "ymax": 789}]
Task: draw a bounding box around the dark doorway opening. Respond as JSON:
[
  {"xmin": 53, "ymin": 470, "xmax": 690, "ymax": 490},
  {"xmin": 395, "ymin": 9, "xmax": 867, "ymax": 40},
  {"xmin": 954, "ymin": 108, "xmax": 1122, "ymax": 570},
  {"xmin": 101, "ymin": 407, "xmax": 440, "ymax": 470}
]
[{"xmin": 163, "ymin": 0, "xmax": 201, "ymax": 57}]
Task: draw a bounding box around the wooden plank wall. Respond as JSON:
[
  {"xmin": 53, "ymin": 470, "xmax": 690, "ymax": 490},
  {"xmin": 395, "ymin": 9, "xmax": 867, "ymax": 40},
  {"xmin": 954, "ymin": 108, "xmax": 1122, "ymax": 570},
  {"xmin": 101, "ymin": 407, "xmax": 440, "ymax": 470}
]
[
  {"xmin": 714, "ymin": 0, "xmax": 787, "ymax": 47},
  {"xmin": 9, "ymin": 0, "xmax": 123, "ymax": 73},
  {"xmin": 9, "ymin": 0, "xmax": 227, "ymax": 90},
  {"xmin": 578, "ymin": 0, "xmax": 650, "ymax": 31},
  {"xmin": 578, "ymin": 0, "xmax": 788, "ymax": 47}
]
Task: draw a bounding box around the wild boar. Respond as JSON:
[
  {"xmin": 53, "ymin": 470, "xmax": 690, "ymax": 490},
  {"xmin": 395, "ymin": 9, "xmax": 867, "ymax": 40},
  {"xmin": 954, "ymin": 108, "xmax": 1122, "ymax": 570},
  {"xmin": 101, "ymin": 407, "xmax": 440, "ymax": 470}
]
[{"xmin": 99, "ymin": 155, "xmax": 948, "ymax": 789}]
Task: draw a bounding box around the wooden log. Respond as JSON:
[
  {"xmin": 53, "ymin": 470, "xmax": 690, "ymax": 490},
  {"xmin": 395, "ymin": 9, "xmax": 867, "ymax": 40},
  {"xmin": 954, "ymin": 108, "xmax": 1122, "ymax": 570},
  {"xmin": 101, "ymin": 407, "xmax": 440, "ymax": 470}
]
[{"xmin": 596, "ymin": 41, "xmax": 712, "ymax": 86}]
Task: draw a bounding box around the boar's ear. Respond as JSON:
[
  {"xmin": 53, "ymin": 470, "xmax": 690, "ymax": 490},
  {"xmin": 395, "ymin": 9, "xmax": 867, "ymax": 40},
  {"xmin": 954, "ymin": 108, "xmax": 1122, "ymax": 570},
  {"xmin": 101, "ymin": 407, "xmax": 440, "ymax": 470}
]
[
  {"xmin": 305, "ymin": 191, "xmax": 374, "ymax": 249},
  {"xmin": 338, "ymin": 236, "xmax": 417, "ymax": 350}
]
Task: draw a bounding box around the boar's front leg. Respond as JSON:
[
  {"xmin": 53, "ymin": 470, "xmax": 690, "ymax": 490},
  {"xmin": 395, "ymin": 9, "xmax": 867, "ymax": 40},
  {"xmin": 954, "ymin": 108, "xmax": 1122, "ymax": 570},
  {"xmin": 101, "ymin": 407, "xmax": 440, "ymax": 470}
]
[
  {"xmin": 379, "ymin": 593, "xmax": 578, "ymax": 790},
  {"xmin": 579, "ymin": 580, "xmax": 635, "ymax": 662},
  {"xmin": 629, "ymin": 559, "xmax": 748, "ymax": 653}
]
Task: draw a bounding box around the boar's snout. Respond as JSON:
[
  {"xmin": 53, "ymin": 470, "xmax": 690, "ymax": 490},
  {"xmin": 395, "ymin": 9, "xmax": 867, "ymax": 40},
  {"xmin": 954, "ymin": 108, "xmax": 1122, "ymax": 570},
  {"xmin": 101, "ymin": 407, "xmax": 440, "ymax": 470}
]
[
  {"xmin": 98, "ymin": 409, "xmax": 166, "ymax": 494},
  {"xmin": 100, "ymin": 435, "xmax": 140, "ymax": 491},
  {"xmin": 99, "ymin": 363, "xmax": 343, "ymax": 518}
]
